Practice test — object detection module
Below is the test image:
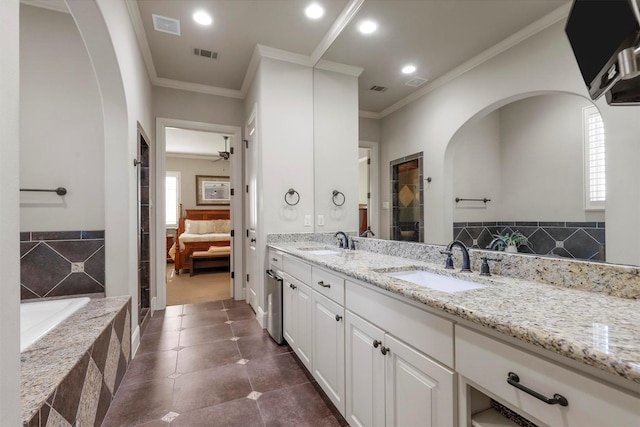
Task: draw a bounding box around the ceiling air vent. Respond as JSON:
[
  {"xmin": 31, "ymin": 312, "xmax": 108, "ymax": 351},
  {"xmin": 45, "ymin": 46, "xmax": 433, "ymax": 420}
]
[
  {"xmin": 405, "ymin": 77, "xmax": 428, "ymax": 87},
  {"xmin": 152, "ymin": 14, "xmax": 181, "ymax": 36},
  {"xmin": 369, "ymin": 85, "xmax": 388, "ymax": 92},
  {"xmin": 194, "ymin": 48, "xmax": 219, "ymax": 60}
]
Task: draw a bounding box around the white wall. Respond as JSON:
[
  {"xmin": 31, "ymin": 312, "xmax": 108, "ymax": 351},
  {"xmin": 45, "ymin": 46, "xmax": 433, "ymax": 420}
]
[
  {"xmin": 153, "ymin": 86, "xmax": 245, "ymax": 129},
  {"xmin": 261, "ymin": 58, "xmax": 315, "ymax": 234},
  {"xmin": 359, "ymin": 116, "xmax": 380, "ymax": 143},
  {"xmin": 20, "ymin": 5, "xmax": 104, "ymax": 231},
  {"xmin": 67, "ymin": 0, "xmax": 153, "ymax": 332},
  {"xmin": 314, "ymin": 68, "xmax": 359, "ymax": 233},
  {"xmin": 378, "ymin": 19, "xmax": 640, "ymax": 265},
  {"xmin": 500, "ymin": 94, "xmax": 599, "ymax": 221},
  {"xmin": 0, "ymin": 0, "xmax": 22, "ymax": 423},
  {"xmin": 166, "ymin": 156, "xmax": 230, "ymax": 211},
  {"xmin": 451, "ymin": 110, "xmax": 502, "ymax": 222}
]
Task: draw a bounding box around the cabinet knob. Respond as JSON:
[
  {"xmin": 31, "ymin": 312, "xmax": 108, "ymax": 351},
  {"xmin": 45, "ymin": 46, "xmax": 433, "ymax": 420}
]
[
  {"xmin": 272, "ymin": 257, "xmax": 278, "ymax": 262},
  {"xmin": 373, "ymin": 340, "xmax": 381, "ymax": 348},
  {"xmin": 290, "ymin": 284, "xmax": 297, "ymax": 290},
  {"xmin": 335, "ymin": 314, "xmax": 343, "ymax": 322},
  {"xmin": 380, "ymin": 346, "xmax": 390, "ymax": 356},
  {"xmin": 318, "ymin": 280, "xmax": 331, "ymax": 288}
]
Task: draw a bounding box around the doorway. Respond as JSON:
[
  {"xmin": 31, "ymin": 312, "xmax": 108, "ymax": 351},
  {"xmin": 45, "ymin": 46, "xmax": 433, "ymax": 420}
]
[
  {"xmin": 136, "ymin": 129, "xmax": 151, "ymax": 324},
  {"xmin": 390, "ymin": 152, "xmax": 424, "ymax": 242},
  {"xmin": 154, "ymin": 118, "xmax": 243, "ymax": 311},
  {"xmin": 359, "ymin": 141, "xmax": 379, "ymax": 237}
]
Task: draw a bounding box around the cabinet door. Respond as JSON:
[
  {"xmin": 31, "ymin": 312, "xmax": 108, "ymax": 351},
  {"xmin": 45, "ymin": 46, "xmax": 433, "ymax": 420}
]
[
  {"xmin": 345, "ymin": 311, "xmax": 385, "ymax": 427},
  {"xmin": 385, "ymin": 334, "xmax": 455, "ymax": 427},
  {"xmin": 295, "ymin": 281, "xmax": 313, "ymax": 371},
  {"xmin": 312, "ymin": 291, "xmax": 345, "ymax": 415},
  {"xmin": 282, "ymin": 278, "xmax": 296, "ymax": 349}
]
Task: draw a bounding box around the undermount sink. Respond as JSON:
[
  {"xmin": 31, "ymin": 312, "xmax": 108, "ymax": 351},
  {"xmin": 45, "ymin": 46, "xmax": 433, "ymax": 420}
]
[
  {"xmin": 381, "ymin": 268, "xmax": 486, "ymax": 293},
  {"xmin": 297, "ymin": 247, "xmax": 341, "ymax": 255}
]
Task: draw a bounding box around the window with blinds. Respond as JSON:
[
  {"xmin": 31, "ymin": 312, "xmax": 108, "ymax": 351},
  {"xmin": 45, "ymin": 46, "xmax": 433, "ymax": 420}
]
[
  {"xmin": 583, "ymin": 106, "xmax": 605, "ymax": 209},
  {"xmin": 166, "ymin": 171, "xmax": 180, "ymax": 227}
]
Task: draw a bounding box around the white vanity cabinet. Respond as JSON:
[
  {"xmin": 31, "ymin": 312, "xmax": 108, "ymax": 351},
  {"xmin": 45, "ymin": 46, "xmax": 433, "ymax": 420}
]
[
  {"xmin": 281, "ymin": 266, "xmax": 313, "ymax": 371},
  {"xmin": 312, "ymin": 290, "xmax": 345, "ymax": 414},
  {"xmin": 456, "ymin": 325, "xmax": 640, "ymax": 427},
  {"xmin": 345, "ymin": 281, "xmax": 455, "ymax": 427}
]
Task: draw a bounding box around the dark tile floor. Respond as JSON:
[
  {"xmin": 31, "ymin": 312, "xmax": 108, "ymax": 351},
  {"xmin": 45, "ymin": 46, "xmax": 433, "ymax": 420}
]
[{"xmin": 102, "ymin": 299, "xmax": 348, "ymax": 426}]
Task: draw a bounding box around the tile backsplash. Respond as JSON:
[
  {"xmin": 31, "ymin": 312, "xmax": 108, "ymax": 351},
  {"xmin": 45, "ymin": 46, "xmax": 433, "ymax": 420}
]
[
  {"xmin": 20, "ymin": 230, "xmax": 105, "ymax": 300},
  {"xmin": 453, "ymin": 221, "xmax": 605, "ymax": 261}
]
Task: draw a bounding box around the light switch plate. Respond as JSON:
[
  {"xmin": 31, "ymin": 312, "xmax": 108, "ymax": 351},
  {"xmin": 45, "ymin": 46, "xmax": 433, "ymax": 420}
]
[
  {"xmin": 304, "ymin": 214, "xmax": 311, "ymax": 226},
  {"xmin": 318, "ymin": 215, "xmax": 325, "ymax": 226},
  {"xmin": 382, "ymin": 201, "xmax": 390, "ymax": 209}
]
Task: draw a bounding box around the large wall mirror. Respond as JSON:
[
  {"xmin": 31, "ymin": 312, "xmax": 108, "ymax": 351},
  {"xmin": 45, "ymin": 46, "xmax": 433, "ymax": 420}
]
[{"xmin": 313, "ymin": 0, "xmax": 640, "ymax": 267}]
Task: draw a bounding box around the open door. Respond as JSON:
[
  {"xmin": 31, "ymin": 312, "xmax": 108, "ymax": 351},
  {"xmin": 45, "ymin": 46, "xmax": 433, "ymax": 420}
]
[{"xmin": 244, "ymin": 108, "xmax": 258, "ymax": 312}]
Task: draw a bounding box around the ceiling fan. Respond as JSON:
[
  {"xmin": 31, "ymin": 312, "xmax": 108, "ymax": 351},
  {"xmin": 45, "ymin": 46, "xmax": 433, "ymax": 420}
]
[{"xmin": 213, "ymin": 136, "xmax": 230, "ymax": 162}]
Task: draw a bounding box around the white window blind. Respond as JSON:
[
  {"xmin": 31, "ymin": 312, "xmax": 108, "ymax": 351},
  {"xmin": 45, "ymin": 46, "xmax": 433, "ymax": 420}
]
[
  {"xmin": 583, "ymin": 106, "xmax": 605, "ymax": 209},
  {"xmin": 166, "ymin": 171, "xmax": 180, "ymax": 227}
]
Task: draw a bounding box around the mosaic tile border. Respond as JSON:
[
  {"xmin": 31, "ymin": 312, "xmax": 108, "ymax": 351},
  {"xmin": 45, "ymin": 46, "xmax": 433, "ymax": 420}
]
[{"xmin": 20, "ymin": 230, "xmax": 105, "ymax": 300}]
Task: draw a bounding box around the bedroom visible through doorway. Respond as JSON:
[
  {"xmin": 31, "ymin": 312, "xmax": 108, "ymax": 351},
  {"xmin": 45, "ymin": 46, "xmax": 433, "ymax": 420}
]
[{"xmin": 164, "ymin": 127, "xmax": 233, "ymax": 306}]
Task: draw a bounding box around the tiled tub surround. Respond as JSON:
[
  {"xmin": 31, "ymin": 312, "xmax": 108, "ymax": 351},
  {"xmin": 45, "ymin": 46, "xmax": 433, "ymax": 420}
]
[
  {"xmin": 453, "ymin": 221, "xmax": 606, "ymax": 261},
  {"xmin": 267, "ymin": 235, "xmax": 640, "ymax": 390},
  {"xmin": 21, "ymin": 296, "xmax": 131, "ymax": 427},
  {"xmin": 20, "ymin": 230, "xmax": 105, "ymax": 300}
]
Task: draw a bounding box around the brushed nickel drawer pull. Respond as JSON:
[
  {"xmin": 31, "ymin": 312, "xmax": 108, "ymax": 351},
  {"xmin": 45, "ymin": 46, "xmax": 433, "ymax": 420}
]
[{"xmin": 507, "ymin": 372, "xmax": 568, "ymax": 406}]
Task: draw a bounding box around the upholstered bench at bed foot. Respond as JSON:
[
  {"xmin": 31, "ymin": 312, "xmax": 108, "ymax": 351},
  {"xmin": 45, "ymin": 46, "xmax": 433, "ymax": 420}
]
[{"xmin": 189, "ymin": 246, "xmax": 231, "ymax": 276}]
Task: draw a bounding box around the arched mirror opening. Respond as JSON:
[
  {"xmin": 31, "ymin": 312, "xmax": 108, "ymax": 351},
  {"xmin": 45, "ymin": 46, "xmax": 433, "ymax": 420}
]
[
  {"xmin": 448, "ymin": 92, "xmax": 605, "ymax": 262},
  {"xmin": 391, "ymin": 152, "xmax": 424, "ymax": 242}
]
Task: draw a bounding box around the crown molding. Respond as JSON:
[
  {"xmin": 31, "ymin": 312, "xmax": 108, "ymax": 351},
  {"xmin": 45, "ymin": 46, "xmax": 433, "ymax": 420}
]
[
  {"xmin": 21, "ymin": 0, "xmax": 69, "ymax": 14},
  {"xmin": 155, "ymin": 77, "xmax": 243, "ymax": 99},
  {"xmin": 240, "ymin": 44, "xmax": 262, "ymax": 97},
  {"xmin": 359, "ymin": 110, "xmax": 381, "ymax": 120},
  {"xmin": 315, "ymin": 59, "xmax": 364, "ymax": 77},
  {"xmin": 125, "ymin": 0, "xmax": 158, "ymax": 81},
  {"xmin": 310, "ymin": 0, "xmax": 365, "ymax": 64},
  {"xmin": 377, "ymin": 2, "xmax": 572, "ymax": 119},
  {"xmin": 256, "ymin": 44, "xmax": 315, "ymax": 67}
]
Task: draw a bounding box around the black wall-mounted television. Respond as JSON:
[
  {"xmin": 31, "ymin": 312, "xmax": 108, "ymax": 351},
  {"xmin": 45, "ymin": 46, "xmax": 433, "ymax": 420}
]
[{"xmin": 565, "ymin": 0, "xmax": 640, "ymax": 104}]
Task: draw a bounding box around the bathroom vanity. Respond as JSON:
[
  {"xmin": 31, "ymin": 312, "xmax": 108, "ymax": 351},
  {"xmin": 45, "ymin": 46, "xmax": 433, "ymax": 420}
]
[{"xmin": 267, "ymin": 238, "xmax": 640, "ymax": 427}]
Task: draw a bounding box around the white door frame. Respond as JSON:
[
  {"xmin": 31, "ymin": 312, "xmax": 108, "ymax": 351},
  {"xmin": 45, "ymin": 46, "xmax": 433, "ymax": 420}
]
[
  {"xmin": 154, "ymin": 117, "xmax": 243, "ymax": 310},
  {"xmin": 359, "ymin": 140, "xmax": 380, "ymax": 237}
]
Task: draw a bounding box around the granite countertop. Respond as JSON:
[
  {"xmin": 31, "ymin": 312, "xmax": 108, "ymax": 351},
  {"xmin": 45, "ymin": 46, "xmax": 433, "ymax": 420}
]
[
  {"xmin": 268, "ymin": 242, "xmax": 640, "ymax": 388},
  {"xmin": 20, "ymin": 296, "xmax": 130, "ymax": 423}
]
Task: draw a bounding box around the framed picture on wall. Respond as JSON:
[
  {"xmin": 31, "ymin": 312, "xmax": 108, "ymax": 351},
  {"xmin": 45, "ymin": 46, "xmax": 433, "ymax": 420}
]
[{"xmin": 196, "ymin": 175, "xmax": 230, "ymax": 205}]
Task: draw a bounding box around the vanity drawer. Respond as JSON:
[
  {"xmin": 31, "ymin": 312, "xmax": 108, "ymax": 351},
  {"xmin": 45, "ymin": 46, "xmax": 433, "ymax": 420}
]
[
  {"xmin": 455, "ymin": 326, "xmax": 640, "ymax": 427},
  {"xmin": 346, "ymin": 280, "xmax": 453, "ymax": 367},
  {"xmin": 282, "ymin": 255, "xmax": 312, "ymax": 284},
  {"xmin": 268, "ymin": 248, "xmax": 283, "ymax": 270},
  {"xmin": 311, "ymin": 266, "xmax": 345, "ymax": 305}
]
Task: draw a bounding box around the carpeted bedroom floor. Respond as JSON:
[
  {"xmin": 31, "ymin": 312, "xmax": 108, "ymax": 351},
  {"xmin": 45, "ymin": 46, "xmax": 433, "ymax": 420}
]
[{"xmin": 166, "ymin": 264, "xmax": 232, "ymax": 306}]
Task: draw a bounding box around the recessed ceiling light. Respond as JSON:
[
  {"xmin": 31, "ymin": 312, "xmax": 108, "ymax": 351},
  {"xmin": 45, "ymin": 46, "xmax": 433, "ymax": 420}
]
[
  {"xmin": 358, "ymin": 20, "xmax": 377, "ymax": 34},
  {"xmin": 193, "ymin": 10, "xmax": 212, "ymax": 26},
  {"xmin": 402, "ymin": 65, "xmax": 417, "ymax": 74},
  {"xmin": 305, "ymin": 3, "xmax": 324, "ymax": 19}
]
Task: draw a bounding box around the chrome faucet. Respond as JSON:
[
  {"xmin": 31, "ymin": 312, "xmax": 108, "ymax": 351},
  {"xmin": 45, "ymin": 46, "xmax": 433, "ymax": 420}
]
[
  {"xmin": 334, "ymin": 231, "xmax": 350, "ymax": 249},
  {"xmin": 441, "ymin": 240, "xmax": 472, "ymax": 272},
  {"xmin": 359, "ymin": 227, "xmax": 375, "ymax": 238}
]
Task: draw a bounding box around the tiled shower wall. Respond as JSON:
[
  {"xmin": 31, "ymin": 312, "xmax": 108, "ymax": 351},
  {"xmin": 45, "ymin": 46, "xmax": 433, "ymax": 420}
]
[
  {"xmin": 20, "ymin": 230, "xmax": 105, "ymax": 300},
  {"xmin": 453, "ymin": 221, "xmax": 606, "ymax": 261}
]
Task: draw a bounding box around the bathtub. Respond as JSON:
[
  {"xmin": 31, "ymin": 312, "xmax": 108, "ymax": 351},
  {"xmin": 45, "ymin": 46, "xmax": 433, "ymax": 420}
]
[{"xmin": 20, "ymin": 297, "xmax": 91, "ymax": 352}]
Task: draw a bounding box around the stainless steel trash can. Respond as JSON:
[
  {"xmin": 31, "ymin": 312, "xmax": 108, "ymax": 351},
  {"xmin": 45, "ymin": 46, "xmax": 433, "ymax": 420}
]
[{"xmin": 265, "ymin": 269, "xmax": 284, "ymax": 344}]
